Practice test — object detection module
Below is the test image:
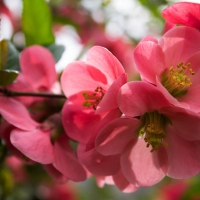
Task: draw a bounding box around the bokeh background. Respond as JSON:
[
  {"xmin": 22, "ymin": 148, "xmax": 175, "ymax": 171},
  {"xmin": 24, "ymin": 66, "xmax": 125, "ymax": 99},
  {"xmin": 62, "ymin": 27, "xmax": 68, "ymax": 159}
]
[{"xmin": 1, "ymin": 0, "xmax": 200, "ymax": 199}]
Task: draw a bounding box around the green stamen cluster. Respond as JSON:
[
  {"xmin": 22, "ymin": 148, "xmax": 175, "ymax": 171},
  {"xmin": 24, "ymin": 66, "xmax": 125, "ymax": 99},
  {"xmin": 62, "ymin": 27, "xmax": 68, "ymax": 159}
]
[{"xmin": 139, "ymin": 111, "xmax": 168, "ymax": 152}]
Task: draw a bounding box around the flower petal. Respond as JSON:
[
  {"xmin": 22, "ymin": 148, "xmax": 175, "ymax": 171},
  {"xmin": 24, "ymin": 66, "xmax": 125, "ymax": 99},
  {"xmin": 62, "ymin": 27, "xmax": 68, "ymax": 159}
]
[
  {"xmin": 0, "ymin": 97, "xmax": 38, "ymax": 130},
  {"xmin": 61, "ymin": 61, "xmax": 108, "ymax": 97},
  {"xmin": 54, "ymin": 135, "xmax": 87, "ymax": 182},
  {"xmin": 160, "ymin": 106, "xmax": 200, "ymax": 141},
  {"xmin": 20, "ymin": 45, "xmax": 57, "ymax": 91},
  {"xmin": 96, "ymin": 73, "xmax": 127, "ymax": 114},
  {"xmin": 159, "ymin": 26, "xmax": 200, "ymax": 69},
  {"xmin": 166, "ymin": 126, "xmax": 200, "ymax": 179},
  {"xmin": 134, "ymin": 40, "xmax": 165, "ymax": 84},
  {"xmin": 96, "ymin": 117, "xmax": 140, "ymax": 155},
  {"xmin": 10, "ymin": 129, "xmax": 54, "ymax": 164},
  {"xmin": 162, "ymin": 2, "xmax": 200, "ymax": 30},
  {"xmin": 87, "ymin": 46, "xmax": 125, "ymax": 85},
  {"xmin": 86, "ymin": 108, "xmax": 122, "ymax": 151},
  {"xmin": 118, "ymin": 81, "xmax": 171, "ymax": 117},
  {"xmin": 78, "ymin": 144, "xmax": 120, "ymax": 176},
  {"xmin": 113, "ymin": 170, "xmax": 138, "ymax": 193},
  {"xmin": 43, "ymin": 164, "xmax": 67, "ymax": 184},
  {"xmin": 178, "ymin": 85, "xmax": 200, "ymax": 113},
  {"xmin": 121, "ymin": 139, "xmax": 167, "ymax": 187}
]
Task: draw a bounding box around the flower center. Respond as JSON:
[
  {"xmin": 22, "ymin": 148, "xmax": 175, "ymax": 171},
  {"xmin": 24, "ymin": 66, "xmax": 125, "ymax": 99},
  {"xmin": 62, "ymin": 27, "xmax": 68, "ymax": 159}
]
[
  {"xmin": 139, "ymin": 111, "xmax": 168, "ymax": 152},
  {"xmin": 161, "ymin": 62, "xmax": 195, "ymax": 97},
  {"xmin": 82, "ymin": 87, "xmax": 105, "ymax": 110}
]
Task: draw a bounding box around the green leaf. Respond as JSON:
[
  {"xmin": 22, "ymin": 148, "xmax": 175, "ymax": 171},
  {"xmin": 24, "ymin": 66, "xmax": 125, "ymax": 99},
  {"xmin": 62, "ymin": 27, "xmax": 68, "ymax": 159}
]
[
  {"xmin": 22, "ymin": 0, "xmax": 55, "ymax": 46},
  {"xmin": 5, "ymin": 40, "xmax": 20, "ymax": 70},
  {"xmin": 0, "ymin": 40, "xmax": 8, "ymax": 70},
  {"xmin": 138, "ymin": 0, "xmax": 168, "ymax": 20},
  {"xmin": 45, "ymin": 43, "xmax": 65, "ymax": 63},
  {"xmin": 0, "ymin": 40, "xmax": 20, "ymax": 71},
  {"xmin": 0, "ymin": 70, "xmax": 19, "ymax": 86}
]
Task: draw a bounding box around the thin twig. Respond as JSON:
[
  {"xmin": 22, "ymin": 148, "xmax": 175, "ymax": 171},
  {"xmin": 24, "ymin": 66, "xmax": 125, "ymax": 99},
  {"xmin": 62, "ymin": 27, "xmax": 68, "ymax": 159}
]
[{"xmin": 0, "ymin": 88, "xmax": 66, "ymax": 99}]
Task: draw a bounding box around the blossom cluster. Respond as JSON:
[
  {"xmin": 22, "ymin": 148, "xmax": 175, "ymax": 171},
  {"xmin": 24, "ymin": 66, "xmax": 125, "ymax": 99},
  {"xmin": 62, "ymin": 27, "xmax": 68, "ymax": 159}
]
[{"xmin": 1, "ymin": 2, "xmax": 200, "ymax": 193}]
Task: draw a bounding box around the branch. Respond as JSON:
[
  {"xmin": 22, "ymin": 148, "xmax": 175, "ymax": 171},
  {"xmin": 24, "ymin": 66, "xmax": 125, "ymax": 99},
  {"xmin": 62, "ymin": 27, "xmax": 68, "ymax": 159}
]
[{"xmin": 0, "ymin": 88, "xmax": 66, "ymax": 99}]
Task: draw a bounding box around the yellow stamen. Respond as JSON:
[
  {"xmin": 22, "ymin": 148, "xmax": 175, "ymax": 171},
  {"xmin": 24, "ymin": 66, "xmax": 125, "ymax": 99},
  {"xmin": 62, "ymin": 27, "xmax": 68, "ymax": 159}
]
[
  {"xmin": 82, "ymin": 87, "xmax": 105, "ymax": 110},
  {"xmin": 162, "ymin": 62, "xmax": 195, "ymax": 97},
  {"xmin": 139, "ymin": 111, "xmax": 168, "ymax": 152}
]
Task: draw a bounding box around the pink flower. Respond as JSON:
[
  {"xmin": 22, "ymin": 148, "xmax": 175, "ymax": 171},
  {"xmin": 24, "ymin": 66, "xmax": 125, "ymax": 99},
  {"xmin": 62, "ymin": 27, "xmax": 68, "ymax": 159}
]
[
  {"xmin": 61, "ymin": 46, "xmax": 127, "ymax": 143},
  {"xmin": 0, "ymin": 96, "xmax": 86, "ymax": 181},
  {"xmin": 8, "ymin": 45, "xmax": 59, "ymax": 106},
  {"xmin": 134, "ymin": 26, "xmax": 200, "ymax": 112},
  {"xmin": 95, "ymin": 82, "xmax": 200, "ymax": 187},
  {"xmin": 162, "ymin": 2, "xmax": 200, "ymax": 31}
]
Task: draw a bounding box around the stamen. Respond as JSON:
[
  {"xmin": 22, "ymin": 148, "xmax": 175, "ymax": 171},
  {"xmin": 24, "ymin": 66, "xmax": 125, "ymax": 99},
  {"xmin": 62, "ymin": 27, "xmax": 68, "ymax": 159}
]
[
  {"xmin": 82, "ymin": 87, "xmax": 105, "ymax": 110},
  {"xmin": 139, "ymin": 111, "xmax": 168, "ymax": 152},
  {"xmin": 162, "ymin": 62, "xmax": 195, "ymax": 97}
]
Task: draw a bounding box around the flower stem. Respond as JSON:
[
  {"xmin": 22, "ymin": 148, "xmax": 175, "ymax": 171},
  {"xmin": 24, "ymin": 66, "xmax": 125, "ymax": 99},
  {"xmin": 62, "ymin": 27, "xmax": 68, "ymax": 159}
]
[{"xmin": 0, "ymin": 88, "xmax": 66, "ymax": 99}]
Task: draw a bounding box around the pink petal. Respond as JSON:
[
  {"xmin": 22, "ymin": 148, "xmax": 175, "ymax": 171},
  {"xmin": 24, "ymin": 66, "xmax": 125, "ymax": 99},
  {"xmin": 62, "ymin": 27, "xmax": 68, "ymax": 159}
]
[
  {"xmin": 7, "ymin": 73, "xmax": 36, "ymax": 106},
  {"xmin": 178, "ymin": 85, "xmax": 200, "ymax": 113},
  {"xmin": 118, "ymin": 81, "xmax": 171, "ymax": 117},
  {"xmin": 61, "ymin": 61, "xmax": 108, "ymax": 97},
  {"xmin": 20, "ymin": 45, "xmax": 57, "ymax": 91},
  {"xmin": 10, "ymin": 129, "xmax": 54, "ymax": 164},
  {"xmin": 54, "ymin": 135, "xmax": 86, "ymax": 182},
  {"xmin": 156, "ymin": 77, "xmax": 182, "ymax": 106},
  {"xmin": 78, "ymin": 144, "xmax": 120, "ymax": 176},
  {"xmin": 159, "ymin": 26, "xmax": 200, "ymax": 69},
  {"xmin": 185, "ymin": 51, "xmax": 200, "ymax": 85},
  {"xmin": 43, "ymin": 164, "xmax": 67, "ymax": 183},
  {"xmin": 160, "ymin": 106, "xmax": 200, "ymax": 141},
  {"xmin": 134, "ymin": 40, "xmax": 165, "ymax": 84},
  {"xmin": 113, "ymin": 170, "xmax": 138, "ymax": 193},
  {"xmin": 1, "ymin": 123, "xmax": 31, "ymax": 161},
  {"xmin": 96, "ymin": 176, "xmax": 114, "ymax": 188},
  {"xmin": 121, "ymin": 139, "xmax": 167, "ymax": 187},
  {"xmin": 140, "ymin": 36, "xmax": 158, "ymax": 43},
  {"xmin": 165, "ymin": 126, "xmax": 200, "ymax": 179},
  {"xmin": 96, "ymin": 73, "xmax": 127, "ymax": 114},
  {"xmin": 162, "ymin": 2, "xmax": 200, "ymax": 30},
  {"xmin": 163, "ymin": 21, "xmax": 176, "ymax": 34},
  {"xmin": 86, "ymin": 46, "xmax": 125, "ymax": 85},
  {"xmin": 86, "ymin": 108, "xmax": 122, "ymax": 151},
  {"xmin": 0, "ymin": 97, "xmax": 38, "ymax": 130},
  {"xmin": 96, "ymin": 117, "xmax": 140, "ymax": 155},
  {"xmin": 62, "ymin": 93, "xmax": 102, "ymax": 143}
]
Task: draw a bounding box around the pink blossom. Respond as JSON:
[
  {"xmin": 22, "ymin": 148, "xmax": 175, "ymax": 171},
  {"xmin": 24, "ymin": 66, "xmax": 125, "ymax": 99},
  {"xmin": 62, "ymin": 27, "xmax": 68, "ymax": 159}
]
[
  {"xmin": 95, "ymin": 82, "xmax": 200, "ymax": 187},
  {"xmin": 0, "ymin": 96, "xmax": 86, "ymax": 182},
  {"xmin": 61, "ymin": 46, "xmax": 127, "ymax": 143},
  {"xmin": 162, "ymin": 2, "xmax": 200, "ymax": 31},
  {"xmin": 10, "ymin": 118, "xmax": 86, "ymax": 181},
  {"xmin": 8, "ymin": 45, "xmax": 59, "ymax": 106},
  {"xmin": 134, "ymin": 26, "xmax": 200, "ymax": 112}
]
